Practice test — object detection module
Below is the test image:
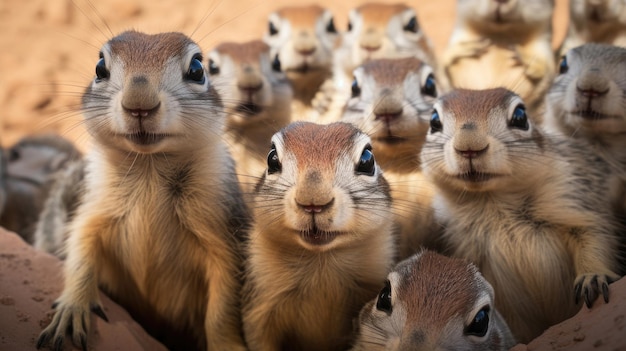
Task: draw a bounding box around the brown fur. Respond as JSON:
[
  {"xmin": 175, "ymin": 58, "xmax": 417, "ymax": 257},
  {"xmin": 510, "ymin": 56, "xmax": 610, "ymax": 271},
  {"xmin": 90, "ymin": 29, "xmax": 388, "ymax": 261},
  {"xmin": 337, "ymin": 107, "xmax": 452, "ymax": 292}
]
[
  {"xmin": 265, "ymin": 5, "xmax": 338, "ymax": 121},
  {"xmin": 352, "ymin": 251, "xmax": 516, "ymax": 350},
  {"xmin": 243, "ymin": 122, "xmax": 396, "ymax": 351},
  {"xmin": 340, "ymin": 57, "xmax": 439, "ymax": 258},
  {"xmin": 209, "ymin": 40, "xmax": 293, "ymax": 197},
  {"xmin": 37, "ymin": 31, "xmax": 250, "ymax": 351},
  {"xmin": 420, "ymin": 88, "xmax": 621, "ymax": 342},
  {"xmin": 277, "ymin": 5, "xmax": 326, "ymax": 26},
  {"xmin": 442, "ymin": 0, "xmax": 556, "ymax": 120}
]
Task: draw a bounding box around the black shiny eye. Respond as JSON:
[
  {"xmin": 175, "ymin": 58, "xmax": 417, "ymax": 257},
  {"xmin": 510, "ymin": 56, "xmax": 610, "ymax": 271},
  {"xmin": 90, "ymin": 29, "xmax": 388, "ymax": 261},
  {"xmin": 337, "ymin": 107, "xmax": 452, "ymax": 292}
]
[
  {"xmin": 208, "ymin": 59, "xmax": 220, "ymax": 75},
  {"xmin": 404, "ymin": 16, "xmax": 419, "ymax": 33},
  {"xmin": 272, "ymin": 54, "xmax": 282, "ymax": 72},
  {"xmin": 347, "ymin": 21, "xmax": 353, "ymax": 31},
  {"xmin": 356, "ymin": 145, "xmax": 375, "ymax": 176},
  {"xmin": 326, "ymin": 17, "xmax": 337, "ymax": 33},
  {"xmin": 269, "ymin": 21, "xmax": 279, "ymax": 36},
  {"xmin": 95, "ymin": 55, "xmax": 110, "ymax": 81},
  {"xmin": 509, "ymin": 105, "xmax": 529, "ymax": 130},
  {"xmin": 430, "ymin": 110, "xmax": 443, "ymax": 133},
  {"xmin": 559, "ymin": 56, "xmax": 568, "ymax": 74},
  {"xmin": 421, "ymin": 73, "xmax": 437, "ymax": 97},
  {"xmin": 376, "ymin": 280, "xmax": 392, "ymax": 314},
  {"xmin": 185, "ymin": 55, "xmax": 205, "ymax": 84},
  {"xmin": 465, "ymin": 307, "xmax": 490, "ymax": 337},
  {"xmin": 267, "ymin": 144, "xmax": 282, "ymax": 174},
  {"xmin": 351, "ymin": 78, "xmax": 361, "ymax": 98},
  {"xmin": 8, "ymin": 148, "xmax": 20, "ymax": 161}
]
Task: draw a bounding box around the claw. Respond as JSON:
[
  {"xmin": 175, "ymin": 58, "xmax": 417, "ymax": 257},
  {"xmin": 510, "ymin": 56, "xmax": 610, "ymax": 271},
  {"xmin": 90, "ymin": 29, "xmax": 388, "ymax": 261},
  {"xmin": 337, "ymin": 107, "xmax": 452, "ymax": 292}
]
[
  {"xmin": 51, "ymin": 301, "xmax": 59, "ymax": 309},
  {"xmin": 91, "ymin": 304, "xmax": 108, "ymax": 322},
  {"xmin": 53, "ymin": 336, "xmax": 64, "ymax": 351},
  {"xmin": 81, "ymin": 334, "xmax": 88, "ymax": 351},
  {"xmin": 574, "ymin": 281, "xmax": 582, "ymax": 305},
  {"xmin": 36, "ymin": 332, "xmax": 51, "ymax": 349},
  {"xmin": 602, "ymin": 281, "xmax": 610, "ymax": 303}
]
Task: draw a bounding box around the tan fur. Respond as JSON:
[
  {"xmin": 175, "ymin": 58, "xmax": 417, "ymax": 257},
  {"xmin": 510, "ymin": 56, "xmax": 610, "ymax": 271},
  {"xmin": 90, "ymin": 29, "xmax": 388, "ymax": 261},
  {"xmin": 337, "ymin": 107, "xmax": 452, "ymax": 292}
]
[
  {"xmin": 442, "ymin": 0, "xmax": 555, "ymax": 120},
  {"xmin": 36, "ymin": 31, "xmax": 249, "ymax": 351},
  {"xmin": 208, "ymin": 40, "xmax": 292, "ymax": 197},
  {"xmin": 352, "ymin": 250, "xmax": 516, "ymax": 350},
  {"xmin": 558, "ymin": 0, "xmax": 626, "ymax": 57},
  {"xmin": 341, "ymin": 57, "xmax": 439, "ymax": 258},
  {"xmin": 264, "ymin": 5, "xmax": 338, "ymax": 121},
  {"xmin": 420, "ymin": 88, "xmax": 620, "ymax": 342},
  {"xmin": 243, "ymin": 122, "xmax": 396, "ymax": 351},
  {"xmin": 544, "ymin": 43, "xmax": 626, "ymax": 269},
  {"xmin": 326, "ymin": 3, "xmax": 437, "ymax": 124}
]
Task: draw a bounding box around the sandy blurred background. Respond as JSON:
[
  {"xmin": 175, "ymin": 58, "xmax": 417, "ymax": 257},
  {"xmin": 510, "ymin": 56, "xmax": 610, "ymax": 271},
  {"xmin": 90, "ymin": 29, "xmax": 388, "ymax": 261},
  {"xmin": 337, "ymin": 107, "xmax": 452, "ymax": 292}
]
[{"xmin": 0, "ymin": 0, "xmax": 569, "ymax": 150}]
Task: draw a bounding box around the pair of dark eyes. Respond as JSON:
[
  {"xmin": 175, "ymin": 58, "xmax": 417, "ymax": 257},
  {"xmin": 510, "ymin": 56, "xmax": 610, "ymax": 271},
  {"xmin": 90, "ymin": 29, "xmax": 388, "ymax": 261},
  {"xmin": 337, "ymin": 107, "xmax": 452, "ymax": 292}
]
[
  {"xmin": 347, "ymin": 15, "xmax": 419, "ymax": 33},
  {"xmin": 94, "ymin": 53, "xmax": 206, "ymax": 84},
  {"xmin": 429, "ymin": 105, "xmax": 529, "ymax": 134},
  {"xmin": 207, "ymin": 55, "xmax": 282, "ymax": 75},
  {"xmin": 266, "ymin": 144, "xmax": 376, "ymax": 176},
  {"xmin": 350, "ymin": 73, "xmax": 437, "ymax": 98},
  {"xmin": 375, "ymin": 280, "xmax": 490, "ymax": 337},
  {"xmin": 269, "ymin": 17, "xmax": 338, "ymax": 36}
]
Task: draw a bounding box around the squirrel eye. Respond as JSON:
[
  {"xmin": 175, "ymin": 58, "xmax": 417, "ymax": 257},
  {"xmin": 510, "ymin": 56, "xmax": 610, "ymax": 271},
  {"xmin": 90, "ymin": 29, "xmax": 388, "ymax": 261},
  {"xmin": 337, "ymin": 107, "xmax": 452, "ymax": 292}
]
[
  {"xmin": 269, "ymin": 21, "xmax": 279, "ymax": 36},
  {"xmin": 326, "ymin": 17, "xmax": 337, "ymax": 33},
  {"xmin": 347, "ymin": 21, "xmax": 353, "ymax": 31},
  {"xmin": 375, "ymin": 280, "xmax": 392, "ymax": 314},
  {"xmin": 465, "ymin": 307, "xmax": 490, "ymax": 337},
  {"xmin": 208, "ymin": 59, "xmax": 220, "ymax": 75},
  {"xmin": 421, "ymin": 73, "xmax": 437, "ymax": 98},
  {"xmin": 559, "ymin": 56, "xmax": 568, "ymax": 74},
  {"xmin": 403, "ymin": 16, "xmax": 419, "ymax": 33},
  {"xmin": 509, "ymin": 105, "xmax": 529, "ymax": 131},
  {"xmin": 430, "ymin": 110, "xmax": 443, "ymax": 133},
  {"xmin": 355, "ymin": 144, "xmax": 375, "ymax": 176},
  {"xmin": 267, "ymin": 144, "xmax": 282, "ymax": 174},
  {"xmin": 272, "ymin": 54, "xmax": 282, "ymax": 72},
  {"xmin": 95, "ymin": 56, "xmax": 110, "ymax": 81},
  {"xmin": 351, "ymin": 78, "xmax": 361, "ymax": 98},
  {"xmin": 185, "ymin": 55, "xmax": 205, "ymax": 84}
]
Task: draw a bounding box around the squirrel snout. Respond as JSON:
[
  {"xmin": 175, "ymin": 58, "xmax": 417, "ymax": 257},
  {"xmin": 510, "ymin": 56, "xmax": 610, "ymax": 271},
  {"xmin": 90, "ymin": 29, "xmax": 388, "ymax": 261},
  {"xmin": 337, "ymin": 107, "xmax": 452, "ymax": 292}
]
[{"xmin": 455, "ymin": 145, "xmax": 489, "ymax": 159}]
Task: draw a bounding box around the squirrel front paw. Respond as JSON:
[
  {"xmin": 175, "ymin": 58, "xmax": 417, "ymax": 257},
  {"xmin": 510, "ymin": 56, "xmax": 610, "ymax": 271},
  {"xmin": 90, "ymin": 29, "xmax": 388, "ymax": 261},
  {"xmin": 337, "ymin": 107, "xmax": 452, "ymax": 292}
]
[
  {"xmin": 36, "ymin": 299, "xmax": 108, "ymax": 351},
  {"xmin": 573, "ymin": 273, "xmax": 619, "ymax": 309},
  {"xmin": 446, "ymin": 38, "xmax": 492, "ymax": 65}
]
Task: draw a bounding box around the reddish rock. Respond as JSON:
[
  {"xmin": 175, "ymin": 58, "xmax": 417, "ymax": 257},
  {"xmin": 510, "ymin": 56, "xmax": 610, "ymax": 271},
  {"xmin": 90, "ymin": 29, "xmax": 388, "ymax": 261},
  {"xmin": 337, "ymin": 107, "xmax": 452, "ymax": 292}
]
[
  {"xmin": 511, "ymin": 276, "xmax": 626, "ymax": 351},
  {"xmin": 0, "ymin": 227, "xmax": 167, "ymax": 351}
]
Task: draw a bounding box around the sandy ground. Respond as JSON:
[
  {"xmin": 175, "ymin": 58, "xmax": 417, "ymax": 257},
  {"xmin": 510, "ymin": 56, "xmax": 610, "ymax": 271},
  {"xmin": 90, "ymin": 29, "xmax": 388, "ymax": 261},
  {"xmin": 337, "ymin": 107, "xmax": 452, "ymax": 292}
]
[{"xmin": 0, "ymin": 0, "xmax": 569, "ymax": 149}]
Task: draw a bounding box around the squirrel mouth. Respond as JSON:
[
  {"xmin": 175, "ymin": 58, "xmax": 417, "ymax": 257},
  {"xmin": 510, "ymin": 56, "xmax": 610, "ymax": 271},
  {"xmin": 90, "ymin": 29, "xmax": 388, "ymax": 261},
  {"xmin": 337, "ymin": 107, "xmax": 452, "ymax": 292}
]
[
  {"xmin": 458, "ymin": 170, "xmax": 497, "ymax": 183},
  {"xmin": 574, "ymin": 109, "xmax": 614, "ymax": 121},
  {"xmin": 125, "ymin": 131, "xmax": 166, "ymax": 145},
  {"xmin": 235, "ymin": 102, "xmax": 263, "ymax": 115},
  {"xmin": 299, "ymin": 227, "xmax": 340, "ymax": 246},
  {"xmin": 375, "ymin": 136, "xmax": 407, "ymax": 145}
]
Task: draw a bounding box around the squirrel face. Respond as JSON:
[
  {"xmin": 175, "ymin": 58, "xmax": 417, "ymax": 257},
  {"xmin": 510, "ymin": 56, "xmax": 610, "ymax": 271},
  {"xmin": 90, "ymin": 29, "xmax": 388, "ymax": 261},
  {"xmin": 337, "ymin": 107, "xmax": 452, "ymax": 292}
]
[
  {"xmin": 421, "ymin": 88, "xmax": 544, "ymax": 193},
  {"xmin": 82, "ymin": 31, "xmax": 223, "ymax": 154},
  {"xmin": 254, "ymin": 122, "xmax": 391, "ymax": 252},
  {"xmin": 264, "ymin": 5, "xmax": 338, "ymax": 74},
  {"xmin": 548, "ymin": 43, "xmax": 626, "ymax": 136}
]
